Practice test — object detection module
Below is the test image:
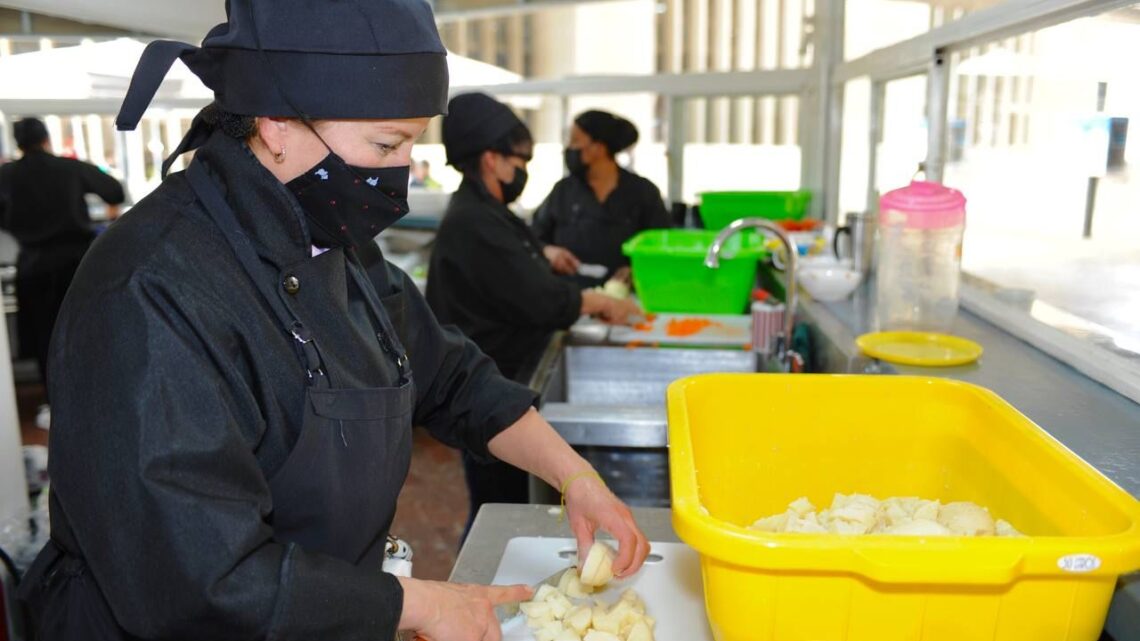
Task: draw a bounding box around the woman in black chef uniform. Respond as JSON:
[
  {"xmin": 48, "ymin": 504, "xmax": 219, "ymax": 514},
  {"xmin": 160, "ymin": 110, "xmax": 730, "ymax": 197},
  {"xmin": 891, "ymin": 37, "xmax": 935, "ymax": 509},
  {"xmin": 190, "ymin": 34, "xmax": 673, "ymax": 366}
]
[
  {"xmin": 17, "ymin": 3, "xmax": 648, "ymax": 641},
  {"xmin": 427, "ymin": 93, "xmax": 642, "ymax": 536},
  {"xmin": 533, "ymin": 110, "xmax": 671, "ymax": 288}
]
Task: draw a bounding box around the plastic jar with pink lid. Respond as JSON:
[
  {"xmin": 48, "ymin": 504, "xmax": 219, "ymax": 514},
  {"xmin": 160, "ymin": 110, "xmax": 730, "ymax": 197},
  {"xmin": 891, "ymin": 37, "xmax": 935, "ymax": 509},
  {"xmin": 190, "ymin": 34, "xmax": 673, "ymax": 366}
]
[{"xmin": 876, "ymin": 181, "xmax": 967, "ymax": 332}]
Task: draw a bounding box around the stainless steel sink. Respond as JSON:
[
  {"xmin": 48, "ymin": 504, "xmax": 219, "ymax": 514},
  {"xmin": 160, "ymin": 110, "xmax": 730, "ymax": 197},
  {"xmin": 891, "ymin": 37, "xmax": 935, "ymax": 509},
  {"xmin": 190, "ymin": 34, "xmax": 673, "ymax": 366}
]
[
  {"xmin": 547, "ymin": 345, "xmax": 757, "ymax": 406},
  {"xmin": 527, "ymin": 338, "xmax": 758, "ymax": 507}
]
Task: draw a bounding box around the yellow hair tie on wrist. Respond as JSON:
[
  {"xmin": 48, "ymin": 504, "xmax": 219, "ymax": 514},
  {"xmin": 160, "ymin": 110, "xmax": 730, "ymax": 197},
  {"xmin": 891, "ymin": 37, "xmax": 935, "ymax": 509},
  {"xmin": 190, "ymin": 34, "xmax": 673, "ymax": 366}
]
[{"xmin": 558, "ymin": 470, "xmax": 605, "ymax": 522}]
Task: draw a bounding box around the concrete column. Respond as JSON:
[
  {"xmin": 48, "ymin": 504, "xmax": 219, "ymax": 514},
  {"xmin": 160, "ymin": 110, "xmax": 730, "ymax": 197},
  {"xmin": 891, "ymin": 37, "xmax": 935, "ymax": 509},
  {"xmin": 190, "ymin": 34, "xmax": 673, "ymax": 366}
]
[
  {"xmin": 44, "ymin": 115, "xmax": 64, "ymax": 154},
  {"xmin": 69, "ymin": 115, "xmax": 87, "ymax": 161},
  {"xmin": 732, "ymin": 0, "xmax": 758, "ymax": 144},
  {"xmin": 530, "ymin": 7, "xmax": 577, "ymax": 142},
  {"xmin": 708, "ymin": 0, "xmax": 733, "ymax": 143},
  {"xmin": 685, "ymin": 0, "xmax": 709, "ymax": 143},
  {"xmin": 86, "ymin": 114, "xmax": 105, "ymax": 167},
  {"xmin": 506, "ymin": 15, "xmax": 524, "ymax": 74},
  {"xmin": 451, "ymin": 20, "xmax": 469, "ymax": 56},
  {"xmin": 665, "ymin": 0, "xmax": 684, "ymax": 73}
]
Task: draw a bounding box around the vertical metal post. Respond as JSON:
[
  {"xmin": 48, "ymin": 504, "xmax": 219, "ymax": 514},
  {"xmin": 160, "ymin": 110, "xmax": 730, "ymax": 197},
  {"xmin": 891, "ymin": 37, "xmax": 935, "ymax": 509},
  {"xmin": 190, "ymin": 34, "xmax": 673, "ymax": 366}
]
[
  {"xmin": 805, "ymin": 0, "xmax": 844, "ymax": 222},
  {"xmin": 866, "ymin": 80, "xmax": 885, "ymax": 214},
  {"xmin": 667, "ymin": 97, "xmax": 688, "ymax": 207},
  {"xmin": 925, "ymin": 49, "xmax": 951, "ymax": 183},
  {"xmin": 1083, "ymin": 81, "xmax": 1108, "ymax": 239}
]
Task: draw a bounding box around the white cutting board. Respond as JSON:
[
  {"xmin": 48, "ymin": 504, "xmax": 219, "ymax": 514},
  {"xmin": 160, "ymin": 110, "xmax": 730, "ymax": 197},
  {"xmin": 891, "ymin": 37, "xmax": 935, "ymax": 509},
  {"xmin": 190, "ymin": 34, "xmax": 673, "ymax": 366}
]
[
  {"xmin": 608, "ymin": 313, "xmax": 751, "ymax": 347},
  {"xmin": 492, "ymin": 537, "xmax": 712, "ymax": 641}
]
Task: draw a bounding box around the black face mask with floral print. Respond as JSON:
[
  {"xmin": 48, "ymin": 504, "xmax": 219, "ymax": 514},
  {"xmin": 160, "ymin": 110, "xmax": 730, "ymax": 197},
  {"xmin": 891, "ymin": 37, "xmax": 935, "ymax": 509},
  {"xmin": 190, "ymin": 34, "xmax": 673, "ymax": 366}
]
[{"xmin": 286, "ymin": 153, "xmax": 410, "ymax": 253}]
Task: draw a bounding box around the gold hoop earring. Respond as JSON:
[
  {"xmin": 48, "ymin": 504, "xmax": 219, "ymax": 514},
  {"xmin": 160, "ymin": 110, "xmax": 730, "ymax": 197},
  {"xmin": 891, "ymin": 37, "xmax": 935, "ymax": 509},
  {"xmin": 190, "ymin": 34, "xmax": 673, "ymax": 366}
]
[{"xmin": 273, "ymin": 146, "xmax": 286, "ymax": 164}]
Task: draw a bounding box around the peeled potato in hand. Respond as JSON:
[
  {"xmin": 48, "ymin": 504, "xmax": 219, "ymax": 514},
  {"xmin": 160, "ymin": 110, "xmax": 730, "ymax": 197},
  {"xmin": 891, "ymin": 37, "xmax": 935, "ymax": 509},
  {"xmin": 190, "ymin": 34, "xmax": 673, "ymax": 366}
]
[{"xmin": 579, "ymin": 541, "xmax": 616, "ymax": 587}]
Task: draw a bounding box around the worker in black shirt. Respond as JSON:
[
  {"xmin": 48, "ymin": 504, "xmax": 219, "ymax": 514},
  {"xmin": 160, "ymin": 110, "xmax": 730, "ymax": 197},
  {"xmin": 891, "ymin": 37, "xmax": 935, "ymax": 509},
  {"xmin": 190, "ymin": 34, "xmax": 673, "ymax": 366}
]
[
  {"xmin": 533, "ymin": 110, "xmax": 671, "ymax": 288},
  {"xmin": 0, "ymin": 117, "xmax": 125, "ymax": 420},
  {"xmin": 428, "ymin": 93, "xmax": 641, "ymax": 535}
]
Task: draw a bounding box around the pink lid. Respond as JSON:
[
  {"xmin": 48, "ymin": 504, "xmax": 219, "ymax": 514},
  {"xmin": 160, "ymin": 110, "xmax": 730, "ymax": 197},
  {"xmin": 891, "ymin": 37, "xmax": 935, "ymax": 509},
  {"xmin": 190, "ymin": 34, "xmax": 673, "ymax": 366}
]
[{"xmin": 879, "ymin": 181, "xmax": 966, "ymax": 229}]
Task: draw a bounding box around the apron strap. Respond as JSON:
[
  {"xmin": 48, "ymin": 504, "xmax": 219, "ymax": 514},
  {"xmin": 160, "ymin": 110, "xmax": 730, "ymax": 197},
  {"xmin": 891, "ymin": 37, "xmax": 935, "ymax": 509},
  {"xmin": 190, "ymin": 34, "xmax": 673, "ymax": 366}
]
[
  {"xmin": 185, "ymin": 159, "xmax": 329, "ymax": 385},
  {"xmin": 345, "ymin": 256, "xmax": 411, "ymax": 384}
]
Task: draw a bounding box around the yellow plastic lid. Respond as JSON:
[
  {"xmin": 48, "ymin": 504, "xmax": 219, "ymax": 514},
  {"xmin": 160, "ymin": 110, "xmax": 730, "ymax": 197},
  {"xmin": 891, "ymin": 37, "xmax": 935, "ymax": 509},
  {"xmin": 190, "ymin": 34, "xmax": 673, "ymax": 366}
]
[{"xmin": 856, "ymin": 331, "xmax": 983, "ymax": 367}]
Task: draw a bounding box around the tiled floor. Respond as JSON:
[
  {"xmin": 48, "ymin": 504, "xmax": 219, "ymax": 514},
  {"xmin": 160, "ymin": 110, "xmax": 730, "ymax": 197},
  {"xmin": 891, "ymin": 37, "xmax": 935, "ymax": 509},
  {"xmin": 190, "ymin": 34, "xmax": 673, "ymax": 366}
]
[{"xmin": 15, "ymin": 380, "xmax": 469, "ymax": 582}]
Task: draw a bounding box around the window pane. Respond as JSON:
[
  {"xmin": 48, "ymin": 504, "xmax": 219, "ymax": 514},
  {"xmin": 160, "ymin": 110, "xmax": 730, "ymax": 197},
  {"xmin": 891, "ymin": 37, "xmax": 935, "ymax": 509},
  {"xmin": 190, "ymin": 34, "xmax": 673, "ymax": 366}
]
[{"xmin": 943, "ymin": 7, "xmax": 1140, "ymax": 347}]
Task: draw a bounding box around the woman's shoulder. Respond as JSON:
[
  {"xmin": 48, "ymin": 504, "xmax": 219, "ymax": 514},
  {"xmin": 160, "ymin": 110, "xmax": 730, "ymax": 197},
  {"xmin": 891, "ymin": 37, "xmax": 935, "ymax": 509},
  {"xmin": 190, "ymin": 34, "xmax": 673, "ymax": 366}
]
[{"xmin": 620, "ymin": 168, "xmax": 661, "ymax": 195}]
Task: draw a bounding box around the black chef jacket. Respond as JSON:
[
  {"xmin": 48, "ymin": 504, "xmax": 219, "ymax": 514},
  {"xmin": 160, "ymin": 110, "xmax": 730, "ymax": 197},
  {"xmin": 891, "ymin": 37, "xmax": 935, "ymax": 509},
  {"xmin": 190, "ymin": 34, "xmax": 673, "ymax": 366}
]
[
  {"xmin": 532, "ymin": 168, "xmax": 670, "ymax": 288},
  {"xmin": 0, "ymin": 149, "xmax": 124, "ymax": 246},
  {"xmin": 26, "ymin": 132, "xmax": 536, "ymax": 640},
  {"xmin": 427, "ymin": 179, "xmax": 582, "ymax": 380}
]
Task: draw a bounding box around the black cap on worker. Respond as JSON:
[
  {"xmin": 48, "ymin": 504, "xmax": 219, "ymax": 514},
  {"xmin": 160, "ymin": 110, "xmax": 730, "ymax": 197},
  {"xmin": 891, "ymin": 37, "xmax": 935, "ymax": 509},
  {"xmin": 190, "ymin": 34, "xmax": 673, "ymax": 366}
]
[
  {"xmin": 575, "ymin": 110, "xmax": 639, "ymax": 156},
  {"xmin": 442, "ymin": 92, "xmax": 526, "ymax": 166},
  {"xmin": 115, "ymin": 0, "xmax": 450, "ymax": 174},
  {"xmin": 13, "ymin": 118, "xmax": 49, "ymax": 152}
]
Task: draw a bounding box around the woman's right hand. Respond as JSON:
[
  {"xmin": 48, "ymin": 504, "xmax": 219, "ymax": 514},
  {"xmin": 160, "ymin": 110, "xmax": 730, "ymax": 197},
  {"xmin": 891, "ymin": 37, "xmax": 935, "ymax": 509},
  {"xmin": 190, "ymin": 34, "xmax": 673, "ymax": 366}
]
[
  {"xmin": 398, "ymin": 577, "xmax": 531, "ymax": 641},
  {"xmin": 598, "ymin": 296, "xmax": 643, "ymax": 326},
  {"xmin": 580, "ymin": 291, "xmax": 642, "ymax": 325}
]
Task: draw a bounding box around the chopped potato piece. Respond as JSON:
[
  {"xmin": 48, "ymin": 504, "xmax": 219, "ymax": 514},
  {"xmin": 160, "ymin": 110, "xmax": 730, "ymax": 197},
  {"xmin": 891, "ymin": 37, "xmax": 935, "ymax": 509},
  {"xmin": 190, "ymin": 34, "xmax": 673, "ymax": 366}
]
[
  {"xmin": 528, "ymin": 614, "xmax": 555, "ymax": 630},
  {"xmin": 749, "ymin": 494, "xmax": 1022, "ymax": 537},
  {"xmin": 579, "ymin": 541, "xmax": 616, "ymax": 587},
  {"xmin": 565, "ymin": 606, "xmax": 593, "ymax": 635},
  {"xmin": 938, "ymin": 502, "xmax": 995, "ymax": 536},
  {"xmin": 547, "ymin": 592, "xmax": 573, "ymax": 619},
  {"xmin": 750, "ymin": 512, "xmax": 789, "ymax": 532},
  {"xmin": 521, "ymin": 601, "xmax": 551, "ymax": 619},
  {"xmin": 789, "ymin": 497, "xmax": 815, "ymax": 517},
  {"xmin": 519, "ymin": 555, "xmax": 652, "ymax": 641},
  {"xmin": 535, "ymin": 584, "xmax": 561, "ymax": 603},
  {"xmin": 626, "ymin": 620, "xmax": 654, "ymax": 641},
  {"xmin": 592, "ymin": 610, "xmax": 621, "ymax": 635},
  {"xmin": 884, "ymin": 519, "xmax": 953, "ymax": 537}
]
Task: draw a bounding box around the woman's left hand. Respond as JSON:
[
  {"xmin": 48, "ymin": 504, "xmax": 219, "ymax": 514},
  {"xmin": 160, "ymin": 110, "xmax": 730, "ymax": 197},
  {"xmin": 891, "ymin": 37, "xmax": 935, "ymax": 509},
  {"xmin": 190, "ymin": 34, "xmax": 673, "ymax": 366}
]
[
  {"xmin": 563, "ymin": 472, "xmax": 650, "ymax": 579},
  {"xmin": 543, "ymin": 245, "xmax": 581, "ymax": 276}
]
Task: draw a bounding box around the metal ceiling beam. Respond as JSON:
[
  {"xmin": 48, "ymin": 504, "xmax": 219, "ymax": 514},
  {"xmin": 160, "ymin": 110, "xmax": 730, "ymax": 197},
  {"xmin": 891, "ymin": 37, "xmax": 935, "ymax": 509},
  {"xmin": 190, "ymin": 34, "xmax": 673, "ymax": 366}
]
[
  {"xmin": 434, "ymin": 0, "xmax": 627, "ymax": 23},
  {"xmin": 456, "ymin": 68, "xmax": 812, "ymax": 98},
  {"xmin": 835, "ymin": 0, "xmax": 1138, "ymax": 84}
]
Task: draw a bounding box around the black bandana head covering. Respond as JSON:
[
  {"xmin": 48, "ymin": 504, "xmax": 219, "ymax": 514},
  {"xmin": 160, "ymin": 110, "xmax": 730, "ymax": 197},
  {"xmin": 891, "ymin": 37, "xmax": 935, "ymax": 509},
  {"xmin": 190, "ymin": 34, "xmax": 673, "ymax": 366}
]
[
  {"xmin": 442, "ymin": 92, "xmax": 527, "ymax": 166},
  {"xmin": 574, "ymin": 110, "xmax": 639, "ymax": 156},
  {"xmin": 116, "ymin": 0, "xmax": 449, "ymax": 175}
]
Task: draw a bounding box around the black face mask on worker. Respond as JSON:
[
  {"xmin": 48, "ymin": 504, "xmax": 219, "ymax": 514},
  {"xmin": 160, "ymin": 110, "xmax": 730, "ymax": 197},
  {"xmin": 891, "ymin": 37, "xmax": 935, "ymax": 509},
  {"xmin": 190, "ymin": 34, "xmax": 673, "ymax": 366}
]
[
  {"xmin": 500, "ymin": 165, "xmax": 528, "ymax": 205},
  {"xmin": 564, "ymin": 147, "xmax": 586, "ymax": 175},
  {"xmin": 286, "ymin": 154, "xmax": 410, "ymax": 250}
]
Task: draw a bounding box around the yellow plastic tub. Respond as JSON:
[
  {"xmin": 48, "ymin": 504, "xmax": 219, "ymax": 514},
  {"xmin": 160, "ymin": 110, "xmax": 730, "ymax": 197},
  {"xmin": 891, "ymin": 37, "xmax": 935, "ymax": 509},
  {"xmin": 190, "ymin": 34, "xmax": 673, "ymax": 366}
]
[{"xmin": 667, "ymin": 374, "xmax": 1140, "ymax": 641}]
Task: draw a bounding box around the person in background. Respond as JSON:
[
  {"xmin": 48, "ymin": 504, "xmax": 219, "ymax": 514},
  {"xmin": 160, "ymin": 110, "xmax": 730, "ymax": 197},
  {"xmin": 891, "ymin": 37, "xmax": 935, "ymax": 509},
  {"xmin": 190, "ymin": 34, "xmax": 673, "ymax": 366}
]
[
  {"xmin": 533, "ymin": 110, "xmax": 671, "ymax": 288},
  {"xmin": 428, "ymin": 93, "xmax": 642, "ymax": 536},
  {"xmin": 0, "ymin": 117, "xmax": 124, "ymax": 430},
  {"xmin": 411, "ymin": 159, "xmax": 442, "ymax": 189},
  {"xmin": 16, "ymin": 3, "xmax": 648, "ymax": 640}
]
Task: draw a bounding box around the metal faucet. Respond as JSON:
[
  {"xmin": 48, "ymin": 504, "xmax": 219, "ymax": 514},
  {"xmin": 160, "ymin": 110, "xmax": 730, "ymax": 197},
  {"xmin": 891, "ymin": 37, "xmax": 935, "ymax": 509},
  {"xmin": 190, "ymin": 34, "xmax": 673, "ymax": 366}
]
[{"xmin": 704, "ymin": 218, "xmax": 802, "ymax": 372}]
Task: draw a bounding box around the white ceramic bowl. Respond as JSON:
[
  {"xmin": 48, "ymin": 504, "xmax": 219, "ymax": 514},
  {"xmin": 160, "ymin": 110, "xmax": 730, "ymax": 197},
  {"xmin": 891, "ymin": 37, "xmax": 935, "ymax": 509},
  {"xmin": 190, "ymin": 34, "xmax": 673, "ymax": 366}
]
[{"xmin": 798, "ymin": 262, "xmax": 862, "ymax": 301}]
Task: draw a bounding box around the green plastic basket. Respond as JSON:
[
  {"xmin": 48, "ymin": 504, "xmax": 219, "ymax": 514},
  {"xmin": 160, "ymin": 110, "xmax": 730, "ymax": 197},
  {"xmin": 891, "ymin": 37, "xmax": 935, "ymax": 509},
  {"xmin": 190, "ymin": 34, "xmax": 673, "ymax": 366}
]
[
  {"xmin": 698, "ymin": 190, "xmax": 812, "ymax": 230},
  {"xmin": 623, "ymin": 229, "xmax": 766, "ymax": 314}
]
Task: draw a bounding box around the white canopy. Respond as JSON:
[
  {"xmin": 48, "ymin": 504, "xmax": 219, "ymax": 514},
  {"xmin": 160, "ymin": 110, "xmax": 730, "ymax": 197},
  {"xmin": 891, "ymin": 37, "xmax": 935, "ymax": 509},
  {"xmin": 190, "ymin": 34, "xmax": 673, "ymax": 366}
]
[{"xmin": 0, "ymin": 38, "xmax": 539, "ymax": 116}]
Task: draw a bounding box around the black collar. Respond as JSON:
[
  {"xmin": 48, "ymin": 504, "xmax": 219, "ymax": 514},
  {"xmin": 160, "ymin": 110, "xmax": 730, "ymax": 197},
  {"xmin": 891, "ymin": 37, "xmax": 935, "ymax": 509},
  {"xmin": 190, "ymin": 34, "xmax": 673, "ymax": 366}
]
[{"xmin": 192, "ymin": 132, "xmax": 312, "ymax": 268}]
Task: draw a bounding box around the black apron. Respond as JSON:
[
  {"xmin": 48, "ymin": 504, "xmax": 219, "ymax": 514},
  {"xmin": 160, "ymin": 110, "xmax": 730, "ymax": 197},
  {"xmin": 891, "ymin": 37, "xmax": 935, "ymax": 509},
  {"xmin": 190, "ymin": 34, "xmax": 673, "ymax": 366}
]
[{"xmin": 19, "ymin": 159, "xmax": 415, "ymax": 640}]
